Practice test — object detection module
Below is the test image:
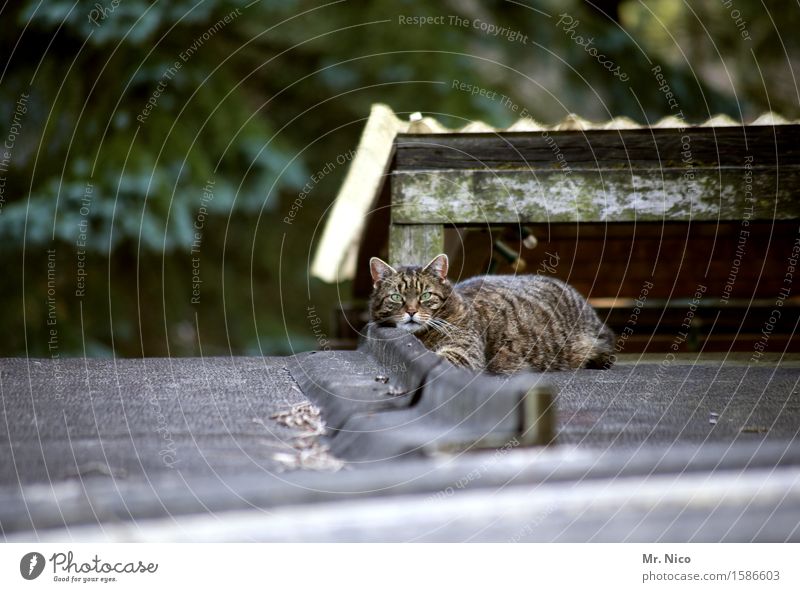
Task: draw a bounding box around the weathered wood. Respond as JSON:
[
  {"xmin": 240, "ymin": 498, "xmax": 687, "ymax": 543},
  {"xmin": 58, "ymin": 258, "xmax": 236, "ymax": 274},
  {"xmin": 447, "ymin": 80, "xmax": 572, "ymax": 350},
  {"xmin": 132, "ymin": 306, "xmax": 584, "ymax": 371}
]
[
  {"xmin": 395, "ymin": 125, "xmax": 800, "ymax": 170},
  {"xmin": 392, "ymin": 167, "xmax": 800, "ymax": 223},
  {"xmin": 521, "ymin": 387, "xmax": 555, "ymax": 446},
  {"xmin": 8, "ymin": 438, "xmax": 800, "ymax": 540},
  {"xmin": 389, "ymin": 223, "xmax": 444, "ymax": 266}
]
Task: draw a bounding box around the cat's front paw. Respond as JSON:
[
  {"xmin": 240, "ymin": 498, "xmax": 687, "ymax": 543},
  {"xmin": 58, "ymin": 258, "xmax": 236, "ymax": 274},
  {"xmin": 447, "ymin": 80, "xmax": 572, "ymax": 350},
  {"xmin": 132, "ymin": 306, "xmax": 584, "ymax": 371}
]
[{"xmin": 435, "ymin": 346, "xmax": 482, "ymax": 371}]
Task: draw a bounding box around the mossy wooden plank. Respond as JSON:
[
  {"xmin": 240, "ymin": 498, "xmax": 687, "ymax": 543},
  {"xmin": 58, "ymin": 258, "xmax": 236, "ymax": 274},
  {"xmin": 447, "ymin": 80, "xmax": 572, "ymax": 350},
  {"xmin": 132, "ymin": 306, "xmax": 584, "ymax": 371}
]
[
  {"xmin": 394, "ymin": 125, "xmax": 800, "ymax": 170},
  {"xmin": 392, "ymin": 167, "xmax": 800, "ymax": 223},
  {"xmin": 389, "ymin": 224, "xmax": 444, "ymax": 267}
]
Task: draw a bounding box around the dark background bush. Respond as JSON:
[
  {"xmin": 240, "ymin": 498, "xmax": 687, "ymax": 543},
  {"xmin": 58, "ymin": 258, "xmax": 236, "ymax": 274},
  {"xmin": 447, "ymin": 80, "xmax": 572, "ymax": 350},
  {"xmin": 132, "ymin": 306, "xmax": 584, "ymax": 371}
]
[{"xmin": 1, "ymin": 0, "xmax": 795, "ymax": 357}]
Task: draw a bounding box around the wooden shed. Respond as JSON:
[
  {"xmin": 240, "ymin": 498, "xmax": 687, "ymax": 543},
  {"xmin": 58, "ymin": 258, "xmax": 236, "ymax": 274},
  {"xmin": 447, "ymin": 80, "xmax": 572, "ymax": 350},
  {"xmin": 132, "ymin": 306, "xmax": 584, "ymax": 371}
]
[{"xmin": 313, "ymin": 105, "xmax": 800, "ymax": 354}]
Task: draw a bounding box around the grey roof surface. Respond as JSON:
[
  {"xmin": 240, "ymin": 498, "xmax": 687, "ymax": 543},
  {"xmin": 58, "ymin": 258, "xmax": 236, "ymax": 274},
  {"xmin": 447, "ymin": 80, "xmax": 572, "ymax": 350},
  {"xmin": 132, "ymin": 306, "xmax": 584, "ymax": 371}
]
[
  {"xmin": 0, "ymin": 357, "xmax": 307, "ymax": 484},
  {"xmin": 1, "ymin": 355, "xmax": 799, "ymax": 541},
  {"xmin": 552, "ymin": 360, "xmax": 800, "ymax": 447}
]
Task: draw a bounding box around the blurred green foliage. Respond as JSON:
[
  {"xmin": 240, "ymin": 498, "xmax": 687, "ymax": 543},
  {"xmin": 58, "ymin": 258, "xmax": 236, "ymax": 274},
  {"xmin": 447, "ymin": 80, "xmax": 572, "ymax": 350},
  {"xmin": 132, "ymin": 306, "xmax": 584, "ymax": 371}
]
[{"xmin": 0, "ymin": 0, "xmax": 796, "ymax": 356}]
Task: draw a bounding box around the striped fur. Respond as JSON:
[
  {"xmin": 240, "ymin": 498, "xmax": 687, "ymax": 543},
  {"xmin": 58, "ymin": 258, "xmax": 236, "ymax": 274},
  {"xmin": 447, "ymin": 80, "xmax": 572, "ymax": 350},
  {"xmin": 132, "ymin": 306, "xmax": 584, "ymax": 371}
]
[{"xmin": 369, "ymin": 254, "xmax": 615, "ymax": 374}]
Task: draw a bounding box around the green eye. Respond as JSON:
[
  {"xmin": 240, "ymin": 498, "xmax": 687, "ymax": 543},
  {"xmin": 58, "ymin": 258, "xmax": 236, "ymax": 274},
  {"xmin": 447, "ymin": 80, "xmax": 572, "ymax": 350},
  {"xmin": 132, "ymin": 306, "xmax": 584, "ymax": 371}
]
[
  {"xmin": 389, "ymin": 293, "xmax": 403, "ymax": 303},
  {"xmin": 420, "ymin": 291, "xmax": 432, "ymax": 302}
]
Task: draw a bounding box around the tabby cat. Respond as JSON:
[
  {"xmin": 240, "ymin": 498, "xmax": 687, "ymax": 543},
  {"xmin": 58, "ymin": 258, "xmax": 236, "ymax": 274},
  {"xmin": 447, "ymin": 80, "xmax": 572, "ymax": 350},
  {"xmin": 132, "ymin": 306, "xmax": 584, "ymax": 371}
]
[{"xmin": 369, "ymin": 254, "xmax": 615, "ymax": 374}]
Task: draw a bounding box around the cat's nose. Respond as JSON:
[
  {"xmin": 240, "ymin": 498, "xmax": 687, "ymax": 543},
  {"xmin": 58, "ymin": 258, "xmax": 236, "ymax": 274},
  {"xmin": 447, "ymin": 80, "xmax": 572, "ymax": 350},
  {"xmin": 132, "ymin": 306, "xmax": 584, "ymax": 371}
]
[{"xmin": 406, "ymin": 307, "xmax": 417, "ymax": 315}]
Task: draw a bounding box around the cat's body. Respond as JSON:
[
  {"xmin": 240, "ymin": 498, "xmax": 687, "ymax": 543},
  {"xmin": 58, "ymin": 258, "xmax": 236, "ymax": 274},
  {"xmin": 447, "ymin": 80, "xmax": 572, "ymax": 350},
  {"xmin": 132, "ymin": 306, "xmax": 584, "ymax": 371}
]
[{"xmin": 369, "ymin": 254, "xmax": 615, "ymax": 374}]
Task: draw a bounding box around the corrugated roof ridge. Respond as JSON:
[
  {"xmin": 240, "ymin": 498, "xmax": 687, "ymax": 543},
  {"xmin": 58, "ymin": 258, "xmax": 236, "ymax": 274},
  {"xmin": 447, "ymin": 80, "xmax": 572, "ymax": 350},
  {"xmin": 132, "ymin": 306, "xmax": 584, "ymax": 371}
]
[{"xmin": 399, "ymin": 110, "xmax": 798, "ymax": 133}]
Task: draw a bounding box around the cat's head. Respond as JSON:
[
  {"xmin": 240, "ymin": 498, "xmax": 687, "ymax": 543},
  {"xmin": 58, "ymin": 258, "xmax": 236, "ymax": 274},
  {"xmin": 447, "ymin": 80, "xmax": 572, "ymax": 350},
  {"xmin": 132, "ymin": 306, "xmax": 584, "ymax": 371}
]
[{"xmin": 368, "ymin": 254, "xmax": 454, "ymax": 334}]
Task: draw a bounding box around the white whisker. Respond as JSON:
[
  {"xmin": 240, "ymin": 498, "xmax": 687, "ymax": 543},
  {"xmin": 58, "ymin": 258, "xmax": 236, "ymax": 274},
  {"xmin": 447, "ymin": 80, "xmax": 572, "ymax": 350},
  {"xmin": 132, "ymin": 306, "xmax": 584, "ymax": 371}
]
[{"xmin": 427, "ymin": 317, "xmax": 456, "ymax": 340}]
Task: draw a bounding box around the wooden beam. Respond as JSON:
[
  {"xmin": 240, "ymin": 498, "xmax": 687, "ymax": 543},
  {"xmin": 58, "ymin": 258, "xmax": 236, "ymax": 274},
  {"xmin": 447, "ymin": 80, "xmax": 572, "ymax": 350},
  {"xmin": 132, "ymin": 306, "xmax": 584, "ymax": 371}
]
[
  {"xmin": 388, "ymin": 224, "xmax": 444, "ymax": 267},
  {"xmin": 392, "ymin": 167, "xmax": 800, "ymax": 223},
  {"xmin": 394, "ymin": 125, "xmax": 800, "ymax": 170}
]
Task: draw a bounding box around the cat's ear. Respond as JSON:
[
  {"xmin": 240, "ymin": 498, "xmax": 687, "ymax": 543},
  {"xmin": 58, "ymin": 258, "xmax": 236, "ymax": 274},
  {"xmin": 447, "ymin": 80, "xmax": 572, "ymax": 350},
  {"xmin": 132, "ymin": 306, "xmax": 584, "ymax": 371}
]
[
  {"xmin": 369, "ymin": 257, "xmax": 396, "ymax": 285},
  {"xmin": 423, "ymin": 253, "xmax": 449, "ymax": 280}
]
